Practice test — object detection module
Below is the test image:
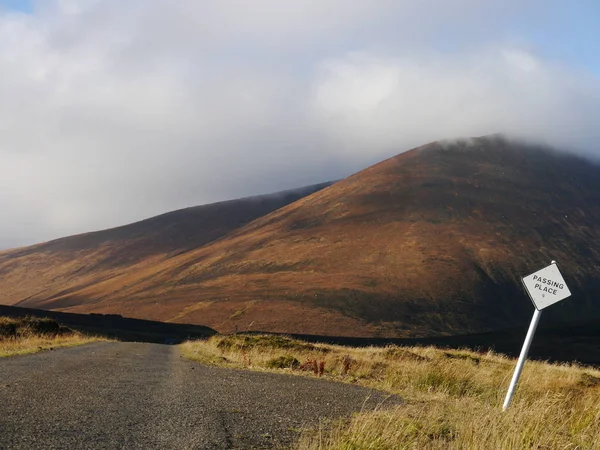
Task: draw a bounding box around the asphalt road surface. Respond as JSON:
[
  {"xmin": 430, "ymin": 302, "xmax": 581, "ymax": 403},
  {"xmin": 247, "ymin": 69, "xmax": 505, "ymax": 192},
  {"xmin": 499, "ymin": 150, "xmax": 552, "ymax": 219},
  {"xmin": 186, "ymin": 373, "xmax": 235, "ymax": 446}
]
[{"xmin": 0, "ymin": 342, "xmax": 399, "ymax": 449}]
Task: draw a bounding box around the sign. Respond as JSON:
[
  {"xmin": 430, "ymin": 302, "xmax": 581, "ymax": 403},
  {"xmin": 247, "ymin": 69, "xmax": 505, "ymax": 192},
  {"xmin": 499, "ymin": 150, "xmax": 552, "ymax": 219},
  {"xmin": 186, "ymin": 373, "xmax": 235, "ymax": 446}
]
[
  {"xmin": 503, "ymin": 260, "xmax": 572, "ymax": 411},
  {"xmin": 522, "ymin": 262, "xmax": 571, "ymax": 310}
]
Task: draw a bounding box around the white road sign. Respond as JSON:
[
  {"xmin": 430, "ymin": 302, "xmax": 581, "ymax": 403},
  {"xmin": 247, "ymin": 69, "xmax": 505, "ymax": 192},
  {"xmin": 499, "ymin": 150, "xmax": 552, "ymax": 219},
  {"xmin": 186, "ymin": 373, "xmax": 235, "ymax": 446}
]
[
  {"xmin": 522, "ymin": 262, "xmax": 571, "ymax": 310},
  {"xmin": 504, "ymin": 261, "xmax": 573, "ymax": 410}
]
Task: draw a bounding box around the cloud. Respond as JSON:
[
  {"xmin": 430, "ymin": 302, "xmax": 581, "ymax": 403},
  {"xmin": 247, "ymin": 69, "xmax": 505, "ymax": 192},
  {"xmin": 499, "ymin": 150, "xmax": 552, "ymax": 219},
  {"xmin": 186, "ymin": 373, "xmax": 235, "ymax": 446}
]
[
  {"xmin": 0, "ymin": 1, "xmax": 599, "ymax": 248},
  {"xmin": 311, "ymin": 49, "xmax": 600, "ymax": 156}
]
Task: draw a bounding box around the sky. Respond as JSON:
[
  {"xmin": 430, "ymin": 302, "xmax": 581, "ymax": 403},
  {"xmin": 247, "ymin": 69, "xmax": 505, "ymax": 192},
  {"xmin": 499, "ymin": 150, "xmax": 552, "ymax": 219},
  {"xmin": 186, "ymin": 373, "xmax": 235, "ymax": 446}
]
[{"xmin": 0, "ymin": 0, "xmax": 599, "ymax": 249}]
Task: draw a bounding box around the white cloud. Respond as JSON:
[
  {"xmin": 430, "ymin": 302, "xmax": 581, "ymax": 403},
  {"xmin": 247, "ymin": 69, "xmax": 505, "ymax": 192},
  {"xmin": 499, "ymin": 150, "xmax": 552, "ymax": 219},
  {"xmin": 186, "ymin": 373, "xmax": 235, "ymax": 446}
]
[
  {"xmin": 311, "ymin": 50, "xmax": 600, "ymax": 156},
  {"xmin": 0, "ymin": 1, "xmax": 598, "ymax": 248}
]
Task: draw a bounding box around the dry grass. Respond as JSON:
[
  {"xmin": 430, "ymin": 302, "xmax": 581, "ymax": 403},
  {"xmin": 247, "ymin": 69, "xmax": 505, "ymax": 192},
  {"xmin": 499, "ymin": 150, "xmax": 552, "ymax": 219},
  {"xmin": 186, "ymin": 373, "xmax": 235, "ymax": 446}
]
[
  {"xmin": 182, "ymin": 334, "xmax": 600, "ymax": 449},
  {"xmin": 0, "ymin": 316, "xmax": 99, "ymax": 357}
]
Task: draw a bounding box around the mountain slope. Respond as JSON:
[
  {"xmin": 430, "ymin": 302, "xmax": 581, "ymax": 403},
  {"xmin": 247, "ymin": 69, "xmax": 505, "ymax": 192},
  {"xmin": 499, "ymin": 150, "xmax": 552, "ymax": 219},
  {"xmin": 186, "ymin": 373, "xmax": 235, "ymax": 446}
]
[
  {"xmin": 3, "ymin": 136, "xmax": 600, "ymax": 337},
  {"xmin": 0, "ymin": 182, "xmax": 332, "ymax": 310}
]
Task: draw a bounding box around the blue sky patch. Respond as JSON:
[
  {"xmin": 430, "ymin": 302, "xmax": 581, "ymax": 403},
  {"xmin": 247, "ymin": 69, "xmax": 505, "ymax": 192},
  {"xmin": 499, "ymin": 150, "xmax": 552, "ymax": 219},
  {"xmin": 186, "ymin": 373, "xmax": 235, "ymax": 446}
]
[{"xmin": 0, "ymin": 0, "xmax": 32, "ymax": 13}]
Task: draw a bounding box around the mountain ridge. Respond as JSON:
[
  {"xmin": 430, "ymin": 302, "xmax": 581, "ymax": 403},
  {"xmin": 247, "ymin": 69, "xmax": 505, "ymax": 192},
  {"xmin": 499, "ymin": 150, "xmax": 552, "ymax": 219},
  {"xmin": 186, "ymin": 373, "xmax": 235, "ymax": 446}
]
[
  {"xmin": 0, "ymin": 181, "xmax": 334, "ymax": 314},
  {"xmin": 2, "ymin": 135, "xmax": 600, "ymax": 338}
]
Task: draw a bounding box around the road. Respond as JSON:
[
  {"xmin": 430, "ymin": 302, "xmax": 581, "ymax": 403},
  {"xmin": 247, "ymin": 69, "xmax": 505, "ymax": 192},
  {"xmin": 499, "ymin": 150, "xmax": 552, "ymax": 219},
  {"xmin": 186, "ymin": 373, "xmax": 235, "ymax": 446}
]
[{"xmin": 0, "ymin": 342, "xmax": 399, "ymax": 449}]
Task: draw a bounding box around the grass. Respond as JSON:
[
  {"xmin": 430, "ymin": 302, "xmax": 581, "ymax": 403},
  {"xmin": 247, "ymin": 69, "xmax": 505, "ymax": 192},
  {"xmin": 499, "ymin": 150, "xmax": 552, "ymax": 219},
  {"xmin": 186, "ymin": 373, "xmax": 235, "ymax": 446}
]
[
  {"xmin": 0, "ymin": 316, "xmax": 99, "ymax": 357},
  {"xmin": 181, "ymin": 334, "xmax": 600, "ymax": 449}
]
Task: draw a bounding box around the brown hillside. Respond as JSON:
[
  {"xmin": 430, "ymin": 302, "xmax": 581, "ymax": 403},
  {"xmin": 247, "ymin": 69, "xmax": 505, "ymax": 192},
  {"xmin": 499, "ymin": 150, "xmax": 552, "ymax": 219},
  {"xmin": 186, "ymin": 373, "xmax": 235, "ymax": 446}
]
[
  {"xmin": 0, "ymin": 182, "xmax": 331, "ymax": 310},
  {"xmin": 3, "ymin": 136, "xmax": 600, "ymax": 338}
]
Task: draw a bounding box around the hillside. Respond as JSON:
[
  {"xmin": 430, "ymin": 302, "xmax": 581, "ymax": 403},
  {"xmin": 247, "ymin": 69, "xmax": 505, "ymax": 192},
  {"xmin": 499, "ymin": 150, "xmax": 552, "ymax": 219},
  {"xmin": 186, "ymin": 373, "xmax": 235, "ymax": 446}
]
[
  {"xmin": 0, "ymin": 182, "xmax": 331, "ymax": 311},
  {"xmin": 0, "ymin": 305, "xmax": 215, "ymax": 344},
  {"xmin": 2, "ymin": 136, "xmax": 600, "ymax": 338}
]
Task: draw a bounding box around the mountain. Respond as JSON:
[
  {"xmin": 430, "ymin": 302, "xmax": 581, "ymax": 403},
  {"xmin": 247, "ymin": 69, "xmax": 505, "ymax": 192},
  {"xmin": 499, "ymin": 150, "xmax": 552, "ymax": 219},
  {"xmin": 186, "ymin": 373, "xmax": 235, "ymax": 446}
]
[
  {"xmin": 2, "ymin": 136, "xmax": 600, "ymax": 338},
  {"xmin": 0, "ymin": 182, "xmax": 332, "ymax": 311}
]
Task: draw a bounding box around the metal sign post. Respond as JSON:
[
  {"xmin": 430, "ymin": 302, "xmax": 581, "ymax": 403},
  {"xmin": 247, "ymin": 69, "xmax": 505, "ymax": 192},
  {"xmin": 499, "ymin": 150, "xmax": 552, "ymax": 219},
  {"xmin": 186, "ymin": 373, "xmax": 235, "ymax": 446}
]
[
  {"xmin": 502, "ymin": 308, "xmax": 541, "ymax": 410},
  {"xmin": 502, "ymin": 261, "xmax": 571, "ymax": 411}
]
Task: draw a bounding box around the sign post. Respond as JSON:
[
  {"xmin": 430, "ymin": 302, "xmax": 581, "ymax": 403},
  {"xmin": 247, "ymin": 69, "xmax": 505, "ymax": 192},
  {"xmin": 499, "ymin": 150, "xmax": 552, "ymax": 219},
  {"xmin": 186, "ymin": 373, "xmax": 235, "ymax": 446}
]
[{"xmin": 502, "ymin": 261, "xmax": 571, "ymax": 411}]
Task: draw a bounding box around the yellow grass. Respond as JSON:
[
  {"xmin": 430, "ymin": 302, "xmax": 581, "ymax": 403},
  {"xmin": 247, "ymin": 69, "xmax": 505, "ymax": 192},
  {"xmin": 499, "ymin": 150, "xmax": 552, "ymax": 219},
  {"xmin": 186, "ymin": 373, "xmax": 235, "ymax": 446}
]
[
  {"xmin": 0, "ymin": 316, "xmax": 99, "ymax": 357},
  {"xmin": 181, "ymin": 334, "xmax": 600, "ymax": 449}
]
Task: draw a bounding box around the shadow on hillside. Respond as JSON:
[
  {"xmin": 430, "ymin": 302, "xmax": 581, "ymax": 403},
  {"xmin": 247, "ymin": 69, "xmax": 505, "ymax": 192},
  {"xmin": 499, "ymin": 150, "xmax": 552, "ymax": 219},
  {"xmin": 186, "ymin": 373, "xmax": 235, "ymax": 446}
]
[
  {"xmin": 0, "ymin": 305, "xmax": 217, "ymax": 344},
  {"xmin": 272, "ymin": 320, "xmax": 600, "ymax": 366},
  {"xmin": 3, "ymin": 305, "xmax": 598, "ymax": 365}
]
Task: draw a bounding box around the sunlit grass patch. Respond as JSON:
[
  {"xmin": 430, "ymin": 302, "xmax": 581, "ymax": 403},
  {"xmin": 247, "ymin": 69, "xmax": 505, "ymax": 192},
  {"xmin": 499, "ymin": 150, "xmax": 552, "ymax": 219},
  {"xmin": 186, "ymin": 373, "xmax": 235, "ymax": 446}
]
[
  {"xmin": 0, "ymin": 316, "xmax": 100, "ymax": 357},
  {"xmin": 182, "ymin": 334, "xmax": 600, "ymax": 449}
]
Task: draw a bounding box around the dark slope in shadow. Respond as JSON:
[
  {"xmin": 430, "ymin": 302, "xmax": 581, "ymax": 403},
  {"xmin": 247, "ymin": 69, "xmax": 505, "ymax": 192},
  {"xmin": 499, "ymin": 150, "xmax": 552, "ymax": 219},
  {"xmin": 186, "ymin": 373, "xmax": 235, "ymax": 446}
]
[
  {"xmin": 259, "ymin": 318, "xmax": 600, "ymax": 366},
  {"xmin": 0, "ymin": 305, "xmax": 216, "ymax": 344},
  {"xmin": 3, "ymin": 304, "xmax": 597, "ymax": 366}
]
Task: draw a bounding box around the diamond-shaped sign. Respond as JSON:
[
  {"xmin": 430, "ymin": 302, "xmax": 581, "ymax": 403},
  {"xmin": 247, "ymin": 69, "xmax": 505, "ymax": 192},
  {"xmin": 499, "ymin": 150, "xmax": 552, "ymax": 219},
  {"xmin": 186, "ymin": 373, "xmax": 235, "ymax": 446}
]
[{"xmin": 522, "ymin": 262, "xmax": 571, "ymax": 310}]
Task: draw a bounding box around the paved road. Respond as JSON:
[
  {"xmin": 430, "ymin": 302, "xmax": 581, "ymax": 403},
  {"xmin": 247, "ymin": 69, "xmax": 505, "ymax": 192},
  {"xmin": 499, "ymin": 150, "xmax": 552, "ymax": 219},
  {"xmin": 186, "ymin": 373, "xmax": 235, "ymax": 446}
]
[{"xmin": 0, "ymin": 342, "xmax": 399, "ymax": 449}]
